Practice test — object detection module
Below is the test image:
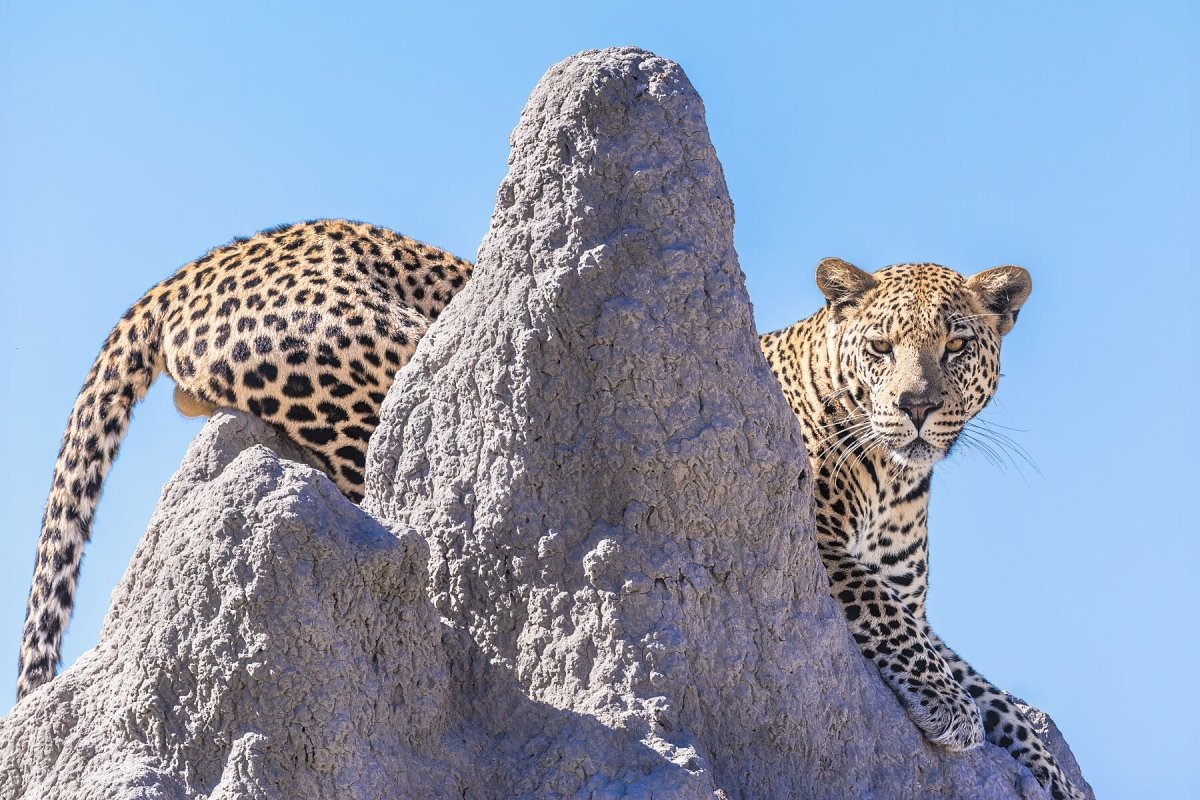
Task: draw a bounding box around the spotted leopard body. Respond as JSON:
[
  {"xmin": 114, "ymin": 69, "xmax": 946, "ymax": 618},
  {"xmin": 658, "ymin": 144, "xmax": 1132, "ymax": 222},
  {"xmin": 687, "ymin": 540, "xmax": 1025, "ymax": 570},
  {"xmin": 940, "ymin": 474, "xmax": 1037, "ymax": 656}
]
[
  {"xmin": 761, "ymin": 259, "xmax": 1082, "ymax": 800},
  {"xmin": 18, "ymin": 219, "xmax": 472, "ymax": 699}
]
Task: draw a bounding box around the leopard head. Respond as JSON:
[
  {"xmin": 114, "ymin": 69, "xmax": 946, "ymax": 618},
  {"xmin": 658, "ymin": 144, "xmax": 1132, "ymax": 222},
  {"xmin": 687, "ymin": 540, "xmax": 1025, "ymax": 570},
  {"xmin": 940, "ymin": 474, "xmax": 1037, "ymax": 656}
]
[{"xmin": 815, "ymin": 258, "xmax": 1031, "ymax": 470}]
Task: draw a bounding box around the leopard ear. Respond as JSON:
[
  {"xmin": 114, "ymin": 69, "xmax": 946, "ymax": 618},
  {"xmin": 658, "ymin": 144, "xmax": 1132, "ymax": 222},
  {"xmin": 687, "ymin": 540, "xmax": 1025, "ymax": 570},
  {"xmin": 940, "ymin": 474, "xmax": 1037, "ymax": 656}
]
[
  {"xmin": 815, "ymin": 258, "xmax": 878, "ymax": 314},
  {"xmin": 966, "ymin": 265, "xmax": 1031, "ymax": 335}
]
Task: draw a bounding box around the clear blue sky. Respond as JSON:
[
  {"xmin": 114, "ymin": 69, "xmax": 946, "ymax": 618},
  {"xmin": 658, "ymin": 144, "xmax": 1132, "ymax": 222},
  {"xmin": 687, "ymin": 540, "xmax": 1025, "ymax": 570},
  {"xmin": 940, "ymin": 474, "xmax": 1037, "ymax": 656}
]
[{"xmin": 1, "ymin": 2, "xmax": 1194, "ymax": 797}]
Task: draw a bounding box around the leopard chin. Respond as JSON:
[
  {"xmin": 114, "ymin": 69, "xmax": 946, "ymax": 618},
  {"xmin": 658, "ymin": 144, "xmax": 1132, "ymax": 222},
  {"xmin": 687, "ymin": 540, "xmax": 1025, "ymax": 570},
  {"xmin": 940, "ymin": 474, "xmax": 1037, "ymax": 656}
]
[{"xmin": 888, "ymin": 438, "xmax": 945, "ymax": 469}]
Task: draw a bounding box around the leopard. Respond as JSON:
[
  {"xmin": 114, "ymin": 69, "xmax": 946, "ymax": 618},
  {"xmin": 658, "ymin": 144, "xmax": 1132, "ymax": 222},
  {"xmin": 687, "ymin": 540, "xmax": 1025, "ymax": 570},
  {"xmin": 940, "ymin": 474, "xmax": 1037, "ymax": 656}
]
[
  {"xmin": 18, "ymin": 219, "xmax": 472, "ymax": 701},
  {"xmin": 19, "ymin": 220, "xmax": 1081, "ymax": 798},
  {"xmin": 760, "ymin": 257, "xmax": 1084, "ymax": 800}
]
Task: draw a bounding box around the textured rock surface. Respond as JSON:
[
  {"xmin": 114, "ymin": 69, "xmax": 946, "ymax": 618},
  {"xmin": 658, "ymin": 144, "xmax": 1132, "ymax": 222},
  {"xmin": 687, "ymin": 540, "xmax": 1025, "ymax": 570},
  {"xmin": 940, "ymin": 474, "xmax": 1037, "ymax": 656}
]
[
  {"xmin": 0, "ymin": 48, "xmax": 1091, "ymax": 800},
  {"xmin": 0, "ymin": 412, "xmax": 487, "ymax": 799},
  {"xmin": 364, "ymin": 47, "xmax": 1091, "ymax": 799}
]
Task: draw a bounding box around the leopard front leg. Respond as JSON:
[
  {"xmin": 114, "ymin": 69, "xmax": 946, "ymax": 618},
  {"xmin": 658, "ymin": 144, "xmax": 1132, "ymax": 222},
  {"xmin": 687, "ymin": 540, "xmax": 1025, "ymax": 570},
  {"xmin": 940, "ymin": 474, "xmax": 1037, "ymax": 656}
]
[
  {"xmin": 928, "ymin": 632, "xmax": 1086, "ymax": 800},
  {"xmin": 819, "ymin": 541, "xmax": 985, "ymax": 751}
]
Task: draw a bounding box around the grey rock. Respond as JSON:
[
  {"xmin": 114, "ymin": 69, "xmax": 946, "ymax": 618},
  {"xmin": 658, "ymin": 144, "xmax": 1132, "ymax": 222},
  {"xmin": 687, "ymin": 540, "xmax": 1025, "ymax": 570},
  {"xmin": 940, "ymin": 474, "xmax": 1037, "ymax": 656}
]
[
  {"xmin": 0, "ymin": 47, "xmax": 1092, "ymax": 800},
  {"xmin": 365, "ymin": 47, "xmax": 1091, "ymax": 799},
  {"xmin": 0, "ymin": 412, "xmax": 485, "ymax": 799}
]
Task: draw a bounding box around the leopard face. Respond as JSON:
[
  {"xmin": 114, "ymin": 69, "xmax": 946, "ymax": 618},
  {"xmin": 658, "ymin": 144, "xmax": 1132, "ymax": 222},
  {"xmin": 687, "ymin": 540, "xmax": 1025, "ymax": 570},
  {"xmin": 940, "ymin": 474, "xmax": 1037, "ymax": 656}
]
[
  {"xmin": 760, "ymin": 258, "xmax": 1082, "ymax": 799},
  {"xmin": 816, "ymin": 259, "xmax": 1031, "ymax": 469}
]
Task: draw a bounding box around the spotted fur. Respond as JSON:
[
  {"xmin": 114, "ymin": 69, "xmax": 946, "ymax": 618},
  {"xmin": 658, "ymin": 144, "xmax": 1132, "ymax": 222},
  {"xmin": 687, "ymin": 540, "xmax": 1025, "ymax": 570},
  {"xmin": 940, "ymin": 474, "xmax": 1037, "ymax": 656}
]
[
  {"xmin": 18, "ymin": 219, "xmax": 472, "ymax": 700},
  {"xmin": 761, "ymin": 258, "xmax": 1082, "ymax": 800}
]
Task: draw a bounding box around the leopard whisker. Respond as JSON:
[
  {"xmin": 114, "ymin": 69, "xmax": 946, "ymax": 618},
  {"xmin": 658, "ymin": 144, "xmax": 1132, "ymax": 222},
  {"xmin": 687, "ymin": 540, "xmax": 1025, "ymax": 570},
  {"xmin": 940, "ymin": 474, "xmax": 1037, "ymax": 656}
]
[
  {"xmin": 831, "ymin": 428, "xmax": 882, "ymax": 479},
  {"xmin": 821, "ymin": 385, "xmax": 853, "ymax": 403},
  {"xmin": 964, "ymin": 421, "xmax": 1041, "ymax": 478},
  {"xmin": 954, "ymin": 428, "xmax": 1006, "ymax": 470},
  {"xmin": 948, "ymin": 312, "xmax": 1008, "ymax": 323},
  {"xmin": 972, "ymin": 416, "xmax": 1031, "ymax": 435},
  {"xmin": 813, "ymin": 419, "xmax": 873, "ymax": 450},
  {"xmin": 815, "ymin": 410, "xmax": 868, "ymax": 431},
  {"xmin": 816, "ymin": 426, "xmax": 866, "ymax": 474},
  {"xmin": 814, "ymin": 422, "xmax": 877, "ymax": 467}
]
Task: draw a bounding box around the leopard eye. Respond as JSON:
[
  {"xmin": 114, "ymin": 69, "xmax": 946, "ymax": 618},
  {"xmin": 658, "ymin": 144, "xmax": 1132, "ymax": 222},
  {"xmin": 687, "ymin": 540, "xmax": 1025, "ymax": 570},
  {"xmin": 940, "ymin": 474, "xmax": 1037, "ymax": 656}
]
[
  {"xmin": 868, "ymin": 339, "xmax": 893, "ymax": 356},
  {"xmin": 945, "ymin": 337, "xmax": 971, "ymax": 354}
]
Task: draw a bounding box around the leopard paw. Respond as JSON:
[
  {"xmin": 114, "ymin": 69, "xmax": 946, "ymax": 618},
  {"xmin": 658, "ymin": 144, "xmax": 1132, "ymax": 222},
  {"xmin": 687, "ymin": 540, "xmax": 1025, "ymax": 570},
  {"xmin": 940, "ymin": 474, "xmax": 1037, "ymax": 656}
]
[{"xmin": 910, "ymin": 683, "xmax": 985, "ymax": 752}]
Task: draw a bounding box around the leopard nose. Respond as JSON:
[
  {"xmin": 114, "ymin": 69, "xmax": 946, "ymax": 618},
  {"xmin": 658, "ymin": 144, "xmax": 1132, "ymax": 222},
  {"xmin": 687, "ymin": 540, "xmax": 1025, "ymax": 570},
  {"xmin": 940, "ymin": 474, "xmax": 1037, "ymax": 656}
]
[{"xmin": 897, "ymin": 394, "xmax": 944, "ymax": 430}]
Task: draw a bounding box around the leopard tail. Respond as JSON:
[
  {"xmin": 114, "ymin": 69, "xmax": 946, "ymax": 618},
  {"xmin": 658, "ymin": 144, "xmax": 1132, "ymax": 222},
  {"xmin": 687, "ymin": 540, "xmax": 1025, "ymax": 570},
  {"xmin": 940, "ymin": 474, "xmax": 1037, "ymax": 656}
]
[{"xmin": 17, "ymin": 299, "xmax": 163, "ymax": 700}]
